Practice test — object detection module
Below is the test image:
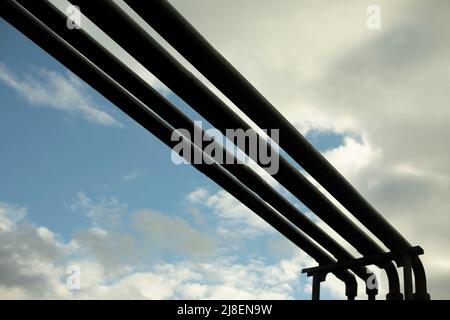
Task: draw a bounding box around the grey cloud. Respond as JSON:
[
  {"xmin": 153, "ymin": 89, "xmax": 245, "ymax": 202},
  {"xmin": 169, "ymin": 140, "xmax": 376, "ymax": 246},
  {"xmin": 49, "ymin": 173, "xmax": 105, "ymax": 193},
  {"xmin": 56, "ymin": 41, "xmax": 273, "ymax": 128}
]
[
  {"xmin": 0, "ymin": 204, "xmax": 68, "ymax": 298},
  {"xmin": 132, "ymin": 210, "xmax": 217, "ymax": 257},
  {"xmin": 72, "ymin": 228, "xmax": 138, "ymax": 269}
]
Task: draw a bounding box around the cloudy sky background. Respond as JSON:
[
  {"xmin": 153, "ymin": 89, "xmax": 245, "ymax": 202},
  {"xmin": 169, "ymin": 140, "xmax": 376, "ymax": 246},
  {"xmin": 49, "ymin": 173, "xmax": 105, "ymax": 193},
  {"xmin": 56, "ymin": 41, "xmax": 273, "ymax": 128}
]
[{"xmin": 0, "ymin": 0, "xmax": 449, "ymax": 299}]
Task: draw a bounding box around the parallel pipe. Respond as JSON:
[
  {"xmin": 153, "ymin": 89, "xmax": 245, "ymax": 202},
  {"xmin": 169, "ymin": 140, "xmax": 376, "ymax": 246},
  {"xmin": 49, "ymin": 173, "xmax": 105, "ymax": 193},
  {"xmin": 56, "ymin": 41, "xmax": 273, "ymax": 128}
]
[
  {"xmin": 70, "ymin": 0, "xmax": 403, "ymax": 298},
  {"xmin": 0, "ymin": 0, "xmax": 358, "ymax": 298},
  {"xmin": 125, "ymin": 0, "xmax": 429, "ymax": 298},
  {"xmin": 18, "ymin": 0, "xmax": 380, "ymax": 297}
]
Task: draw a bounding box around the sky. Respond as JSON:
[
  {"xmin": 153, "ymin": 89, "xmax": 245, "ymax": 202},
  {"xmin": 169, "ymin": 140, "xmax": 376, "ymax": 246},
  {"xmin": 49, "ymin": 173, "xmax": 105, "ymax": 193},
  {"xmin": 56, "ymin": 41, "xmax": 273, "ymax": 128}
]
[{"xmin": 0, "ymin": 0, "xmax": 449, "ymax": 299}]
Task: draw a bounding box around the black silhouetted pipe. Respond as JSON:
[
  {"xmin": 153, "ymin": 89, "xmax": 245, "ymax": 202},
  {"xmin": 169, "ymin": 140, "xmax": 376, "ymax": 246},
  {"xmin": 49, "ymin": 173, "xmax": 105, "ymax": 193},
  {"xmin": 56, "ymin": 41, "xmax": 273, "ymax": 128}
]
[
  {"xmin": 18, "ymin": 0, "xmax": 380, "ymax": 298},
  {"xmin": 69, "ymin": 0, "xmax": 402, "ymax": 298},
  {"xmin": 124, "ymin": 0, "xmax": 429, "ymax": 299},
  {"xmin": 0, "ymin": 0, "xmax": 359, "ymax": 298}
]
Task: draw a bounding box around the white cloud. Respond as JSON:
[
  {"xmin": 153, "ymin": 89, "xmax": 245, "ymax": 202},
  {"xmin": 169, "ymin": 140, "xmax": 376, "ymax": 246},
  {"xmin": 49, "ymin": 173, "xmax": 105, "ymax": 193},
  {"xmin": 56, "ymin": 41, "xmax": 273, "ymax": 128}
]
[
  {"xmin": 0, "ymin": 201, "xmax": 27, "ymax": 231},
  {"xmin": 0, "ymin": 63, "xmax": 121, "ymax": 127},
  {"xmin": 63, "ymin": 254, "xmax": 309, "ymax": 300},
  {"xmin": 0, "ymin": 198, "xmax": 312, "ymax": 299},
  {"xmin": 122, "ymin": 170, "xmax": 139, "ymax": 182},
  {"xmin": 185, "ymin": 187, "xmax": 209, "ymax": 203},
  {"xmin": 186, "ymin": 188, "xmax": 273, "ymax": 237},
  {"xmin": 71, "ymin": 192, "xmax": 125, "ymax": 228},
  {"xmin": 323, "ymin": 137, "xmax": 382, "ymax": 178},
  {"xmin": 70, "ymin": 252, "xmax": 311, "ymax": 300}
]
